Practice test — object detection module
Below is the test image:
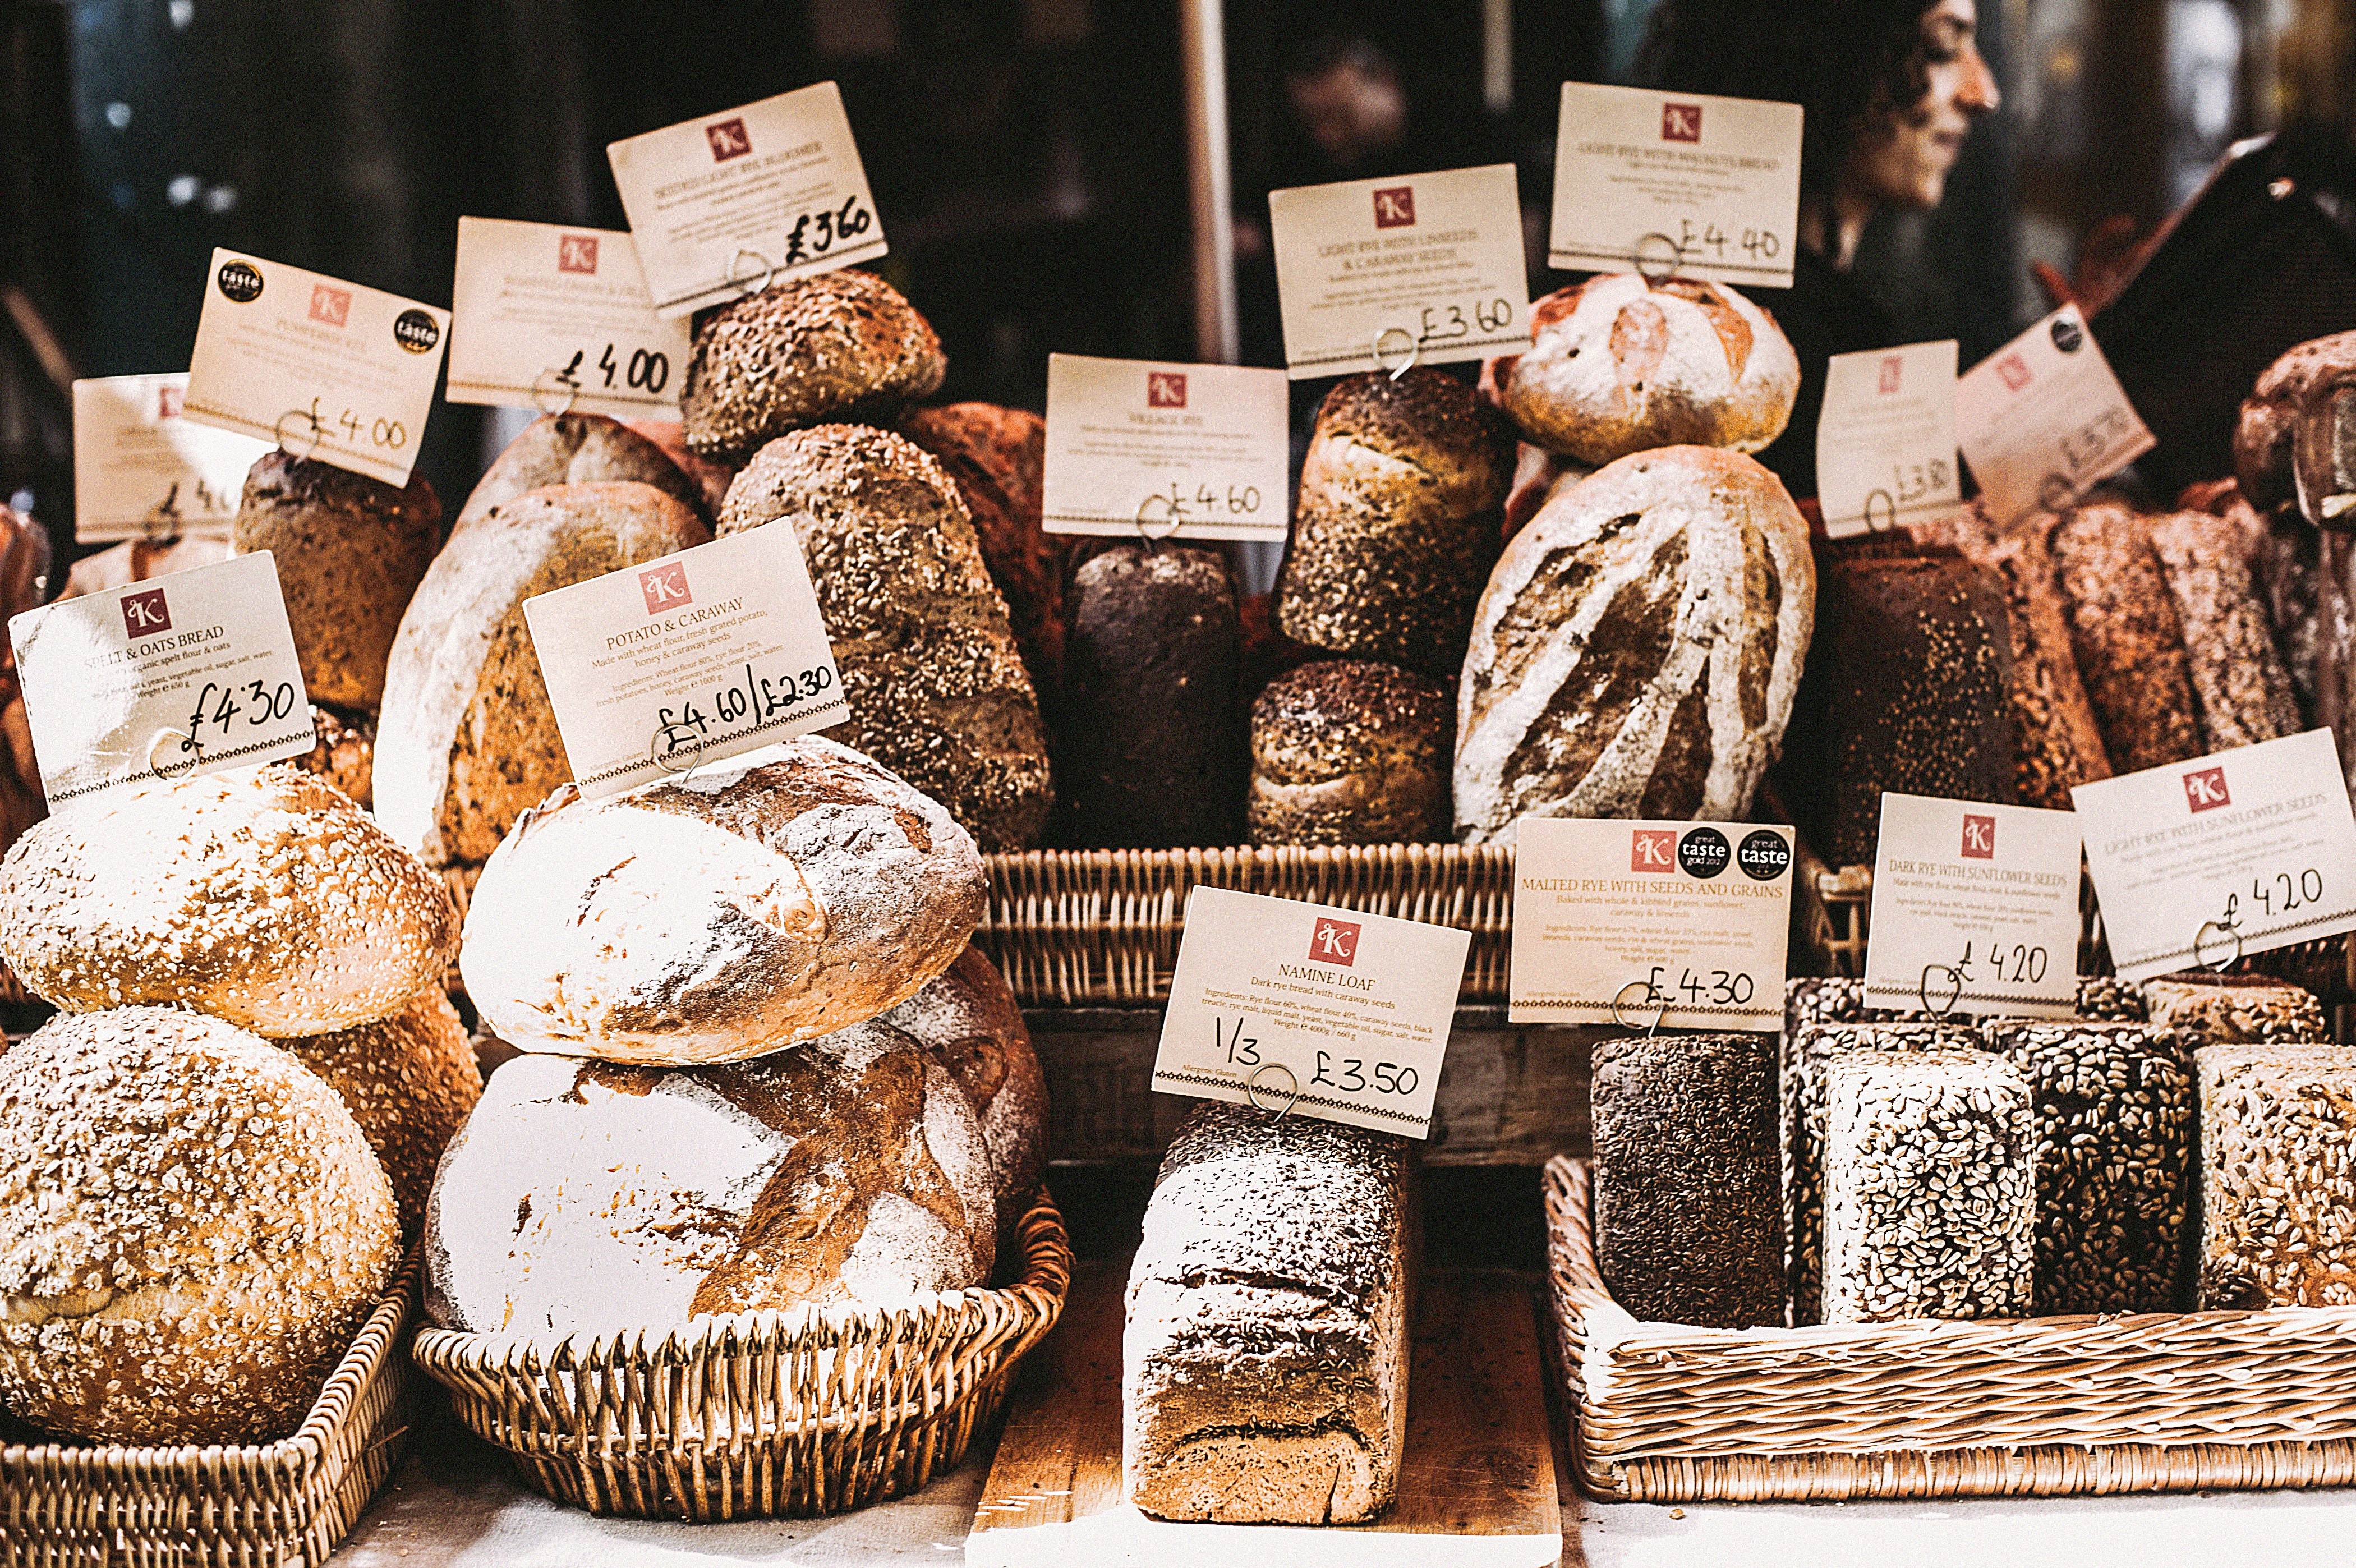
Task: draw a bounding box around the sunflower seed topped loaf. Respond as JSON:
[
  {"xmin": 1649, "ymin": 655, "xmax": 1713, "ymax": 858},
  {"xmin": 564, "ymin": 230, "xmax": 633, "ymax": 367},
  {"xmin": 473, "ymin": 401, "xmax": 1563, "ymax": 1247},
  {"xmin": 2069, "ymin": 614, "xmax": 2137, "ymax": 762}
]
[
  {"xmin": 2073, "ymin": 974, "xmax": 2149, "ymax": 1022},
  {"xmin": 1782, "ymin": 975, "xmax": 1930, "ymax": 1034},
  {"xmin": 2197, "ymin": 1042, "xmax": 2356, "ymax": 1308},
  {"xmin": 0, "ymin": 765, "xmax": 456, "ymax": 1036},
  {"xmin": 2140, "ymin": 972, "xmax": 2327, "ymax": 1049},
  {"xmin": 1249, "ymin": 660, "xmax": 1451, "ymax": 845},
  {"xmin": 1591, "ymin": 1032, "xmax": 1780, "ymax": 1327},
  {"xmin": 1125, "ymin": 1102, "xmax": 1414, "ymax": 1525},
  {"xmin": 0, "ymin": 1008, "xmax": 401, "ymax": 1444},
  {"xmin": 1457, "ymin": 445, "xmax": 1812, "ymax": 840},
  {"xmin": 1277, "ymin": 367, "xmax": 1513, "ymax": 681},
  {"xmin": 880, "ymin": 945, "xmax": 1048, "ymax": 1242},
  {"xmin": 2146, "ymin": 511, "xmax": 2301, "ymax": 752},
  {"xmin": 451, "ymin": 411, "xmax": 708, "ymax": 534},
  {"xmin": 680, "ymin": 270, "xmax": 946, "ymax": 462},
  {"xmin": 897, "ymin": 403, "xmax": 1065, "ymax": 706},
  {"xmin": 1486, "ymin": 273, "xmax": 1800, "ymax": 465},
  {"xmin": 2046, "ymin": 502, "xmax": 2205, "ymax": 772},
  {"xmin": 719, "ymin": 424, "xmax": 1053, "ymax": 850}
]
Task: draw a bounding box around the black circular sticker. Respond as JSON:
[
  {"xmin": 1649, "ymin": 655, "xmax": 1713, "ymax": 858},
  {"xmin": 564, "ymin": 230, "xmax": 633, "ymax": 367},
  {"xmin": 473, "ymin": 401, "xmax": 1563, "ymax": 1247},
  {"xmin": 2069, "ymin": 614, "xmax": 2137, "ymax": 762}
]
[
  {"xmin": 1678, "ymin": 826, "xmax": 1730, "ymax": 879},
  {"xmin": 215, "ymin": 258, "xmax": 264, "ymax": 303},
  {"xmin": 1737, "ymin": 829, "xmax": 1793, "ymax": 881},
  {"xmin": 393, "ymin": 308, "xmax": 441, "ymax": 354},
  {"xmin": 2050, "ymin": 314, "xmax": 2084, "ymax": 353}
]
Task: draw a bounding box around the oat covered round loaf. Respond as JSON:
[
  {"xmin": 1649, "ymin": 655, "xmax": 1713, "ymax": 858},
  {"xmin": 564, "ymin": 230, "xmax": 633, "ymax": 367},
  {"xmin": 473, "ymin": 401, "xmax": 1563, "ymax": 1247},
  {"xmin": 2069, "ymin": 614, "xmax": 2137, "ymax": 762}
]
[
  {"xmin": 452, "ymin": 411, "xmax": 708, "ymax": 535},
  {"xmin": 1249, "ymin": 660, "xmax": 1451, "ymax": 845},
  {"xmin": 880, "ymin": 945, "xmax": 1048, "ymax": 1240},
  {"xmin": 0, "ymin": 1008, "xmax": 401, "ymax": 1444},
  {"xmin": 681, "ymin": 270, "xmax": 946, "ymax": 461},
  {"xmin": 281, "ymin": 987, "xmax": 484, "ymax": 1239},
  {"xmin": 0, "ymin": 766, "xmax": 458, "ymax": 1036}
]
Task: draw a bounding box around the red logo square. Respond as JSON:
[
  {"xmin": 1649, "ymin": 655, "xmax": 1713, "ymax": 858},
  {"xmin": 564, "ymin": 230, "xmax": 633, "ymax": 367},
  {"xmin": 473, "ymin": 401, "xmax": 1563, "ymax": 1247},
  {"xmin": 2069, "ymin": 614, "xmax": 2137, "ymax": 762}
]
[
  {"xmin": 556, "ymin": 234, "xmax": 600, "ymax": 274},
  {"xmin": 1147, "ymin": 371, "xmax": 1188, "ymax": 408},
  {"xmin": 307, "ymin": 284, "xmax": 351, "ymax": 328},
  {"xmin": 639, "ymin": 562, "xmax": 691, "ymax": 614},
  {"xmin": 705, "ymin": 118, "xmax": 752, "ymax": 161},
  {"xmin": 1631, "ymin": 829, "xmax": 1677, "ymax": 872},
  {"xmin": 156, "ymin": 384, "xmax": 183, "ymax": 419},
  {"xmin": 122, "ymin": 587, "xmax": 171, "ymax": 637},
  {"xmin": 1998, "ymin": 353, "xmax": 2032, "ymax": 392},
  {"xmin": 1879, "ymin": 356, "xmax": 1903, "ymax": 394},
  {"xmin": 1962, "ymin": 814, "xmax": 1996, "ymax": 858},
  {"xmin": 1372, "ymin": 186, "xmax": 1416, "ymax": 228},
  {"xmin": 2184, "ymin": 767, "xmax": 2231, "ymax": 812},
  {"xmin": 1309, "ymin": 916, "xmax": 1363, "ymax": 966},
  {"xmin": 1662, "ymin": 103, "xmax": 1702, "ymax": 142}
]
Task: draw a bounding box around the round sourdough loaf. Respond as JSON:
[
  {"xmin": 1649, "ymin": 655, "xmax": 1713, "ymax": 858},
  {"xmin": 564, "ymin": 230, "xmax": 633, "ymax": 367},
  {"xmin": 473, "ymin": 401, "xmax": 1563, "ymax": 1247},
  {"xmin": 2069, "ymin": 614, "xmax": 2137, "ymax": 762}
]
[
  {"xmin": 681, "ymin": 270, "xmax": 945, "ymax": 461},
  {"xmin": 425, "ymin": 1020, "xmax": 995, "ymax": 1335},
  {"xmin": 280, "ymin": 987, "xmax": 484, "ymax": 1239},
  {"xmin": 1456, "ymin": 445, "xmax": 1813, "ymax": 840},
  {"xmin": 0, "ymin": 1008, "xmax": 401, "ymax": 1444},
  {"xmin": 0, "ymin": 766, "xmax": 457, "ymax": 1036},
  {"xmin": 452, "ymin": 412, "xmax": 709, "ymax": 535},
  {"xmin": 1250, "ymin": 660, "xmax": 1451, "ymax": 845},
  {"xmin": 461, "ymin": 735, "xmax": 984, "ymax": 1065},
  {"xmin": 1490, "ymin": 273, "xmax": 1800, "ymax": 465},
  {"xmin": 881, "ymin": 945, "xmax": 1047, "ymax": 1240}
]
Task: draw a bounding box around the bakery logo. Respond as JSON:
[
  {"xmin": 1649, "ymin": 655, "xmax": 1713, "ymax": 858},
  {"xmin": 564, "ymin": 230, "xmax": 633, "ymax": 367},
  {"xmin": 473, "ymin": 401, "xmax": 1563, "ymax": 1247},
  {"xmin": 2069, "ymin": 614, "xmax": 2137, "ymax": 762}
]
[
  {"xmin": 705, "ymin": 118, "xmax": 752, "ymax": 162},
  {"xmin": 1879, "ymin": 356, "xmax": 1903, "ymax": 394},
  {"xmin": 156, "ymin": 383, "xmax": 184, "ymax": 420},
  {"xmin": 1662, "ymin": 103, "xmax": 1702, "ymax": 142},
  {"xmin": 1309, "ymin": 916, "xmax": 1363, "ymax": 966},
  {"xmin": 307, "ymin": 284, "xmax": 352, "ymax": 329},
  {"xmin": 1630, "ymin": 829, "xmax": 1677, "ymax": 873},
  {"xmin": 215, "ymin": 257, "xmax": 264, "ymax": 303},
  {"xmin": 639, "ymin": 562, "xmax": 692, "ymax": 614},
  {"xmin": 393, "ymin": 308, "xmax": 441, "ymax": 355},
  {"xmin": 2184, "ymin": 766, "xmax": 2231, "ymax": 813},
  {"xmin": 556, "ymin": 233, "xmax": 600, "ymax": 274},
  {"xmin": 121, "ymin": 587, "xmax": 171, "ymax": 638},
  {"xmin": 1997, "ymin": 353, "xmax": 2032, "ymax": 392},
  {"xmin": 1962, "ymin": 814, "xmax": 1996, "ymax": 858},
  {"xmin": 1147, "ymin": 371, "xmax": 1188, "ymax": 408},
  {"xmin": 1373, "ymin": 186, "xmax": 1415, "ymax": 228}
]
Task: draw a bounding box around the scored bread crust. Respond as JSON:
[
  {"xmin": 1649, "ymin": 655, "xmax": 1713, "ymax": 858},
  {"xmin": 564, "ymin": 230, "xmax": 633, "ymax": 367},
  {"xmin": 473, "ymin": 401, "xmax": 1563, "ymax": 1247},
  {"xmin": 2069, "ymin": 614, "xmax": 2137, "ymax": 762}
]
[
  {"xmin": 1249, "ymin": 660, "xmax": 1452, "ymax": 846},
  {"xmin": 0, "ymin": 1008, "xmax": 401, "ymax": 1445},
  {"xmin": 0, "ymin": 766, "xmax": 457, "ymax": 1036},
  {"xmin": 452, "ymin": 412, "xmax": 710, "ymax": 535},
  {"xmin": 880, "ymin": 946, "xmax": 1047, "ymax": 1240},
  {"xmin": 461, "ymin": 735, "xmax": 984, "ymax": 1065},
  {"xmin": 680, "ymin": 271, "xmax": 946, "ymax": 461}
]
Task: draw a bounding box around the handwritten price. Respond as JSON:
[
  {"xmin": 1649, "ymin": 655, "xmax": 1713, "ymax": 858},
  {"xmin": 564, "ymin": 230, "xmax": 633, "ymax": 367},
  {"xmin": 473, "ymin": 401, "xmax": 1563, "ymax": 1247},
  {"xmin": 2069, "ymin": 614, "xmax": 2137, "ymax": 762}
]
[
  {"xmin": 1642, "ymin": 965, "xmax": 1757, "ymax": 1008},
  {"xmin": 1212, "ymin": 1016, "xmax": 1420, "ymax": 1098},
  {"xmin": 1674, "ymin": 219, "xmax": 1781, "ymax": 264},
  {"xmin": 294, "ymin": 397, "xmax": 406, "ymax": 453},
  {"xmin": 1418, "ymin": 297, "xmax": 1516, "ymax": 343},
  {"xmin": 181, "ymin": 678, "xmax": 299, "ymax": 753},
  {"xmin": 781, "ymin": 194, "xmax": 875, "ymax": 266},
  {"xmin": 654, "ymin": 660, "xmax": 838, "ymax": 753},
  {"xmin": 2059, "ymin": 406, "xmax": 2135, "ymax": 475},
  {"xmin": 554, "ymin": 343, "xmax": 671, "ymax": 397},
  {"xmin": 1139, "ymin": 480, "xmax": 1263, "ymax": 526}
]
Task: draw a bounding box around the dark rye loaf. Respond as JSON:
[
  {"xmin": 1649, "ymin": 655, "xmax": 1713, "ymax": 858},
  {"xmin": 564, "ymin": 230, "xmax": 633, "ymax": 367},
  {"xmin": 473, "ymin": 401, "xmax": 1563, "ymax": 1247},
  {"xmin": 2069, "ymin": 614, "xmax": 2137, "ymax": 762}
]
[
  {"xmin": 1249, "ymin": 660, "xmax": 1450, "ymax": 845},
  {"xmin": 2146, "ymin": 510, "xmax": 2301, "ymax": 752}
]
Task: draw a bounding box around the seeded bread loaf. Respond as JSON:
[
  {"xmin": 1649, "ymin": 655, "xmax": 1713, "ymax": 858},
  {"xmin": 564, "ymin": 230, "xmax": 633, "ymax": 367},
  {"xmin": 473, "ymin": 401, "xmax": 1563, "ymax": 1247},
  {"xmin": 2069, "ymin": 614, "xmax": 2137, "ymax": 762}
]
[
  {"xmin": 681, "ymin": 270, "xmax": 945, "ymax": 461},
  {"xmin": 2146, "ymin": 510, "xmax": 2301, "ymax": 752},
  {"xmin": 2197, "ymin": 1041, "xmax": 2356, "ymax": 1307},
  {"xmin": 898, "ymin": 403, "xmax": 1065, "ymax": 706},
  {"xmin": 2047, "ymin": 503, "xmax": 2205, "ymax": 772},
  {"xmin": 295, "ymin": 703, "xmax": 376, "ymax": 810},
  {"xmin": 2140, "ymin": 972, "xmax": 2327, "ymax": 1048},
  {"xmin": 881, "ymin": 945, "xmax": 1048, "ymax": 1241},
  {"xmin": 452, "ymin": 412, "xmax": 708, "ymax": 534},
  {"xmin": 1249, "ymin": 660, "xmax": 1450, "ymax": 845},
  {"xmin": 2236, "ymin": 330, "xmax": 2356, "ymax": 513}
]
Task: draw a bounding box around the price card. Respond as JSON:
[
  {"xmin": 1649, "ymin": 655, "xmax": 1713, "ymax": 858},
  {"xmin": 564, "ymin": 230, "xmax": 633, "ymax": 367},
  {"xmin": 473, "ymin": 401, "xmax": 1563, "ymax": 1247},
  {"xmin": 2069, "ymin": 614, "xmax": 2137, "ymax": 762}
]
[
  {"xmin": 1039, "ymin": 355, "xmax": 1288, "ymax": 540},
  {"xmin": 2076, "ymin": 729, "xmax": 2356, "ymax": 982},
  {"xmin": 1862, "ymin": 794, "xmax": 2082, "ymax": 1018},
  {"xmin": 1153, "ymin": 886, "xmax": 1468, "ymax": 1139},
  {"xmin": 181, "ymin": 251, "xmax": 447, "ymax": 488},
  {"xmin": 522, "ymin": 522, "xmax": 848, "ymax": 799},
  {"xmin": 1956, "ymin": 304, "xmax": 2155, "ymax": 528},
  {"xmin": 446, "ymin": 218, "xmax": 691, "ymax": 417},
  {"xmin": 606, "ymin": 82, "xmax": 885, "ymax": 320},
  {"xmin": 1508, "ymin": 817, "xmax": 1792, "ymax": 1029},
  {"xmin": 1548, "ymin": 82, "xmax": 1802, "ymax": 288},
  {"xmin": 1266, "ymin": 163, "xmax": 1530, "ymax": 379},
  {"xmin": 1817, "ymin": 341, "xmax": 1961, "ymax": 538},
  {"xmin": 71, "ymin": 374, "xmax": 269, "ymax": 542},
  {"xmin": 9, "ymin": 551, "xmax": 312, "ymax": 807}
]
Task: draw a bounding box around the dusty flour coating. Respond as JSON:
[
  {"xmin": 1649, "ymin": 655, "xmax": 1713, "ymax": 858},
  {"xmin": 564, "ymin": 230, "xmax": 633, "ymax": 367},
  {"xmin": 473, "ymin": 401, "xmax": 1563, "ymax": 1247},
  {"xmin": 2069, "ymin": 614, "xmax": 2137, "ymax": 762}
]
[{"xmin": 880, "ymin": 946, "xmax": 1047, "ymax": 1239}]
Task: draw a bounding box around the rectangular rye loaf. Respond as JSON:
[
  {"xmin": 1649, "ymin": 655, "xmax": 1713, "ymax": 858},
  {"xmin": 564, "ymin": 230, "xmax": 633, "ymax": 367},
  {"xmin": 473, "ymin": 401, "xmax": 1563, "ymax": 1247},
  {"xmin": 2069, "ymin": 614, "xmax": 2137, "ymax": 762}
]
[{"xmin": 1122, "ymin": 1102, "xmax": 1415, "ymax": 1524}]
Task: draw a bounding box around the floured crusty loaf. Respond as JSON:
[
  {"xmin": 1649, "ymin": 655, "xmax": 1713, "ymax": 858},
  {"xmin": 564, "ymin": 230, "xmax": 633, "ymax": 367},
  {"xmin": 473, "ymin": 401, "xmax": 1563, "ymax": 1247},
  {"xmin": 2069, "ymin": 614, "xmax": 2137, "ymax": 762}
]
[
  {"xmin": 681, "ymin": 270, "xmax": 945, "ymax": 461},
  {"xmin": 1489, "ymin": 273, "xmax": 1800, "ymax": 465},
  {"xmin": 425, "ymin": 1022, "xmax": 995, "ymax": 1335},
  {"xmin": 0, "ymin": 1008, "xmax": 400, "ymax": 1444},
  {"xmin": 462, "ymin": 735, "xmax": 984, "ymax": 1065},
  {"xmin": 1456, "ymin": 445, "xmax": 1813, "ymax": 840},
  {"xmin": 280, "ymin": 987, "xmax": 484, "ymax": 1239},
  {"xmin": 375, "ymin": 480, "xmax": 710, "ymax": 868},
  {"xmin": 881, "ymin": 945, "xmax": 1047, "ymax": 1241},
  {"xmin": 0, "ymin": 766, "xmax": 457, "ymax": 1036},
  {"xmin": 452, "ymin": 412, "xmax": 708, "ymax": 534},
  {"xmin": 1250, "ymin": 660, "xmax": 1451, "ymax": 845}
]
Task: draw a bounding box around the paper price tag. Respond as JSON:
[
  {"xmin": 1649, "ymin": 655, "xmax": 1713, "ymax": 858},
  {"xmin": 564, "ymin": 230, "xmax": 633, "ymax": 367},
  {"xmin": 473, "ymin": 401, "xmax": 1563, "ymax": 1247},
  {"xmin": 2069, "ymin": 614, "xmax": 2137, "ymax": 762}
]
[
  {"xmin": 1154, "ymin": 886, "xmax": 1467, "ymax": 1138},
  {"xmin": 1507, "ymin": 817, "xmax": 1793, "ymax": 1029},
  {"xmin": 522, "ymin": 522, "xmax": 848, "ymax": 799},
  {"xmin": 1548, "ymin": 82, "xmax": 1802, "ymax": 289},
  {"xmin": 181, "ymin": 252, "xmax": 446, "ymax": 488},
  {"xmin": 1267, "ymin": 164, "xmax": 1530, "ymax": 380},
  {"xmin": 1862, "ymin": 793, "xmax": 2082, "ymax": 1018},
  {"xmin": 10, "ymin": 551, "xmax": 312, "ymax": 807},
  {"xmin": 1817, "ymin": 341, "xmax": 1960, "ymax": 538},
  {"xmin": 606, "ymin": 82, "xmax": 884, "ymax": 320},
  {"xmin": 2076, "ymin": 729, "xmax": 2356, "ymax": 982},
  {"xmin": 72, "ymin": 374, "xmax": 269, "ymax": 543},
  {"xmin": 1957, "ymin": 305, "xmax": 2155, "ymax": 528},
  {"xmin": 1040, "ymin": 355, "xmax": 1288, "ymax": 540},
  {"xmin": 447, "ymin": 218, "xmax": 691, "ymax": 417}
]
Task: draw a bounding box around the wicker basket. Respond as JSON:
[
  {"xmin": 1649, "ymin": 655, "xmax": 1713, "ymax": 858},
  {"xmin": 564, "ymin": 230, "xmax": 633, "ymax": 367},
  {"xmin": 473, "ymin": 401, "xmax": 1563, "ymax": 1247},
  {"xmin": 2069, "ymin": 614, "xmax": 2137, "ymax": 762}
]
[
  {"xmin": 0, "ymin": 1254, "xmax": 419, "ymax": 1566},
  {"xmin": 411, "ymin": 1190, "xmax": 1073, "ymax": 1520},
  {"xmin": 1543, "ymin": 1157, "xmax": 2356, "ymax": 1502}
]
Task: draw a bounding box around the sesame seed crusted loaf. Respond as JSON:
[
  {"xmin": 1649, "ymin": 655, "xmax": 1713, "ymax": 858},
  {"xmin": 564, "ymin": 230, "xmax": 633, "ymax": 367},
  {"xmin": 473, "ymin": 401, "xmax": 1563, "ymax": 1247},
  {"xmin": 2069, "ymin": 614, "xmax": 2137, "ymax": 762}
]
[
  {"xmin": 1249, "ymin": 659, "xmax": 1451, "ymax": 845},
  {"xmin": 0, "ymin": 765, "xmax": 457, "ymax": 1037},
  {"xmin": 452, "ymin": 411, "xmax": 710, "ymax": 535},
  {"xmin": 0, "ymin": 1007, "xmax": 401, "ymax": 1445},
  {"xmin": 461, "ymin": 735, "xmax": 983, "ymax": 1065},
  {"xmin": 880, "ymin": 945, "xmax": 1047, "ymax": 1243},
  {"xmin": 424, "ymin": 1020, "xmax": 995, "ymax": 1336},
  {"xmin": 680, "ymin": 270, "xmax": 946, "ymax": 462}
]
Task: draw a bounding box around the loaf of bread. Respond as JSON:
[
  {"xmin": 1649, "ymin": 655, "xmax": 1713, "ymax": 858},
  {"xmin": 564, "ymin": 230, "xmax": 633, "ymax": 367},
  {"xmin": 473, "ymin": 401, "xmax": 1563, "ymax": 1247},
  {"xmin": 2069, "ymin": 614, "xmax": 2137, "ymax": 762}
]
[
  {"xmin": 623, "ymin": 417, "xmax": 737, "ymax": 516},
  {"xmin": 280, "ymin": 987, "xmax": 483, "ymax": 1240},
  {"xmin": 0, "ymin": 1008, "xmax": 400, "ymax": 1443},
  {"xmin": 57, "ymin": 531, "xmax": 231, "ymax": 600},
  {"xmin": 2140, "ymin": 972, "xmax": 2327, "ymax": 1048},
  {"xmin": 1124, "ymin": 1103, "xmax": 1413, "ymax": 1524},
  {"xmin": 375, "ymin": 480, "xmax": 710, "ymax": 869},
  {"xmin": 1490, "ymin": 273, "xmax": 1798, "ymax": 464},
  {"xmin": 898, "ymin": 403, "xmax": 1065, "ymax": 706},
  {"xmin": 234, "ymin": 452, "xmax": 441, "ymax": 710},
  {"xmin": 1061, "ymin": 543, "xmax": 1240, "ymax": 847},
  {"xmin": 681, "ymin": 270, "xmax": 945, "ymax": 461},
  {"xmin": 1497, "ymin": 439, "xmax": 1590, "ymax": 542},
  {"xmin": 2236, "ymin": 330, "xmax": 2356, "ymax": 513},
  {"xmin": 2198, "ymin": 1041, "xmax": 2356, "ymax": 1308},
  {"xmin": 463, "ymin": 735, "xmax": 984, "ymax": 1065},
  {"xmin": 296, "ymin": 703, "xmax": 376, "ymax": 810},
  {"xmin": 2146, "ymin": 511, "xmax": 2301, "ymax": 751},
  {"xmin": 0, "ymin": 766, "xmax": 457, "ymax": 1037},
  {"xmin": 0, "ymin": 508, "xmax": 49, "ymax": 873},
  {"xmin": 426, "ymin": 1020, "xmax": 995, "ymax": 1335},
  {"xmin": 719, "ymin": 425, "xmax": 1053, "ymax": 851},
  {"xmin": 2047, "ymin": 503, "xmax": 2205, "ymax": 772},
  {"xmin": 1277, "ymin": 367, "xmax": 1513, "ymax": 681},
  {"xmin": 1457, "ymin": 445, "xmax": 1813, "ymax": 840},
  {"xmin": 880, "ymin": 945, "xmax": 1047, "ymax": 1241},
  {"xmin": 452, "ymin": 411, "xmax": 708, "ymax": 534},
  {"xmin": 1249, "ymin": 660, "xmax": 1450, "ymax": 845},
  {"xmin": 1591, "ymin": 1032, "xmax": 1780, "ymax": 1327}
]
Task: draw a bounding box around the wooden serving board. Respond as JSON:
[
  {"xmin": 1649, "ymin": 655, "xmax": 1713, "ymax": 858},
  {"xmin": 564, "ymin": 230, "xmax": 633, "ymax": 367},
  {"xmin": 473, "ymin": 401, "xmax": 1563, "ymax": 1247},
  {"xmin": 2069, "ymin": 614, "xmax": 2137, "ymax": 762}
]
[{"xmin": 967, "ymin": 1260, "xmax": 1563, "ymax": 1566}]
